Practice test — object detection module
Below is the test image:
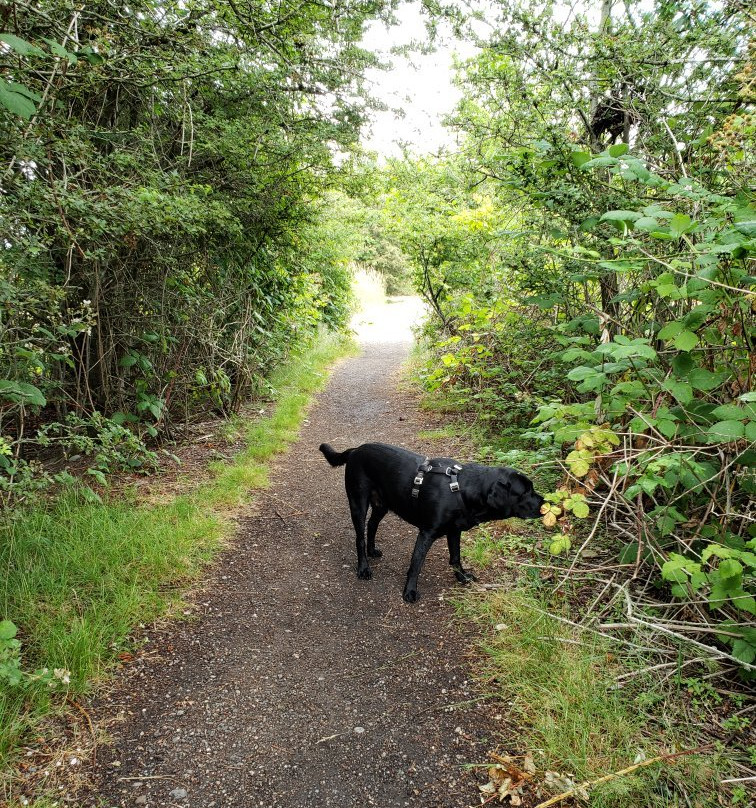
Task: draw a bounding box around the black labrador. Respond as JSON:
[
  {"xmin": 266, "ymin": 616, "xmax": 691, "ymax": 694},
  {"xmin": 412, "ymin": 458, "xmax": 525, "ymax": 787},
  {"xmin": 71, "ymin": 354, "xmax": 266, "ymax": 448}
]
[{"xmin": 319, "ymin": 442, "xmax": 545, "ymax": 603}]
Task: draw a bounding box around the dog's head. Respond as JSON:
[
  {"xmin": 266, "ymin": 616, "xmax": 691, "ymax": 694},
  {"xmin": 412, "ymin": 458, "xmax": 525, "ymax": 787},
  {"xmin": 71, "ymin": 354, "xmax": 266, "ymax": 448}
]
[{"xmin": 486, "ymin": 468, "xmax": 545, "ymax": 520}]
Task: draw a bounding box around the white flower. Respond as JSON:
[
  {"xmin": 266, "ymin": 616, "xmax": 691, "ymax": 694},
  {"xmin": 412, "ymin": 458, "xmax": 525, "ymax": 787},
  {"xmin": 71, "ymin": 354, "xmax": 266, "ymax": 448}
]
[{"xmin": 53, "ymin": 668, "xmax": 71, "ymax": 684}]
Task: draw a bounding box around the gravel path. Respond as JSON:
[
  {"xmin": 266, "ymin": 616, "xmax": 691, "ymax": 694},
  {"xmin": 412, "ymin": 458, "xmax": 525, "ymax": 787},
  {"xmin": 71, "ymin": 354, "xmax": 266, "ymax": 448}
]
[{"xmin": 89, "ymin": 298, "xmax": 499, "ymax": 807}]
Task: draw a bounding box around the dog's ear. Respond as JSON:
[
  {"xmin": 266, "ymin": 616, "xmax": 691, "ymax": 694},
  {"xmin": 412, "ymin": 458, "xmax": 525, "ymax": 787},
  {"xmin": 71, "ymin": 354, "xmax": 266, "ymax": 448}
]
[
  {"xmin": 486, "ymin": 472, "xmax": 513, "ymax": 510},
  {"xmin": 510, "ymin": 471, "xmax": 533, "ymax": 495}
]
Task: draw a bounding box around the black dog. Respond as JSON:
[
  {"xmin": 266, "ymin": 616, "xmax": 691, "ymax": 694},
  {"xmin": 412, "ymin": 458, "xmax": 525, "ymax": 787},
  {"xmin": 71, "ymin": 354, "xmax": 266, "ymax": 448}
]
[{"xmin": 319, "ymin": 442, "xmax": 545, "ymax": 603}]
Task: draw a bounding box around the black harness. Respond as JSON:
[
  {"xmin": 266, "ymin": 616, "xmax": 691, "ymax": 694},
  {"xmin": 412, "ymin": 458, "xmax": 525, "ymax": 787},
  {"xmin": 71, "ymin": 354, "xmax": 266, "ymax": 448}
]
[{"xmin": 411, "ymin": 457, "xmax": 464, "ymax": 497}]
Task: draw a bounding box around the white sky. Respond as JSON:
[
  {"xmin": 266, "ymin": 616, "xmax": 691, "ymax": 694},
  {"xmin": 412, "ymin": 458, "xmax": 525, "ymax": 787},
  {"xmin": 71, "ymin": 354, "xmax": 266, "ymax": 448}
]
[{"xmin": 360, "ymin": 3, "xmax": 479, "ymax": 158}]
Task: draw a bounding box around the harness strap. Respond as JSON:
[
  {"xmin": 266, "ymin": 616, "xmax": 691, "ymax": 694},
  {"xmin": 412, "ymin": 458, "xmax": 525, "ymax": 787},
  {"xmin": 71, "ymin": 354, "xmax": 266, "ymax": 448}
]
[
  {"xmin": 411, "ymin": 457, "xmax": 432, "ymax": 498},
  {"xmin": 411, "ymin": 459, "xmax": 465, "ymax": 498}
]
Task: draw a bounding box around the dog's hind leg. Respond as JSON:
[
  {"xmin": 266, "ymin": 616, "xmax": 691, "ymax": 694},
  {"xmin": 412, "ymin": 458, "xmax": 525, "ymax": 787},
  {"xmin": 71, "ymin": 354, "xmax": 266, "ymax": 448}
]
[
  {"xmin": 447, "ymin": 530, "xmax": 477, "ymax": 584},
  {"xmin": 403, "ymin": 529, "xmax": 436, "ymax": 603},
  {"xmin": 366, "ymin": 503, "xmax": 387, "ymax": 558},
  {"xmin": 347, "ymin": 488, "xmax": 372, "ymax": 580}
]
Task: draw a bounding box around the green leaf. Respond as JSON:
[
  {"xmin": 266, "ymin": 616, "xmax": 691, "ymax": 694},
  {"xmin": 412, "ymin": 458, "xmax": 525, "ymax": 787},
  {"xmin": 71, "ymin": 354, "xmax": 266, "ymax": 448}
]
[
  {"xmin": 572, "ymin": 501, "xmax": 589, "ymax": 518},
  {"xmin": 0, "ymin": 33, "xmax": 45, "ymax": 56},
  {"xmin": 0, "ymin": 380, "xmax": 46, "ymax": 406},
  {"xmin": 674, "ymin": 330, "xmax": 699, "ymax": 351},
  {"xmin": 0, "ymin": 78, "xmax": 36, "ymax": 118},
  {"xmin": 706, "ymin": 420, "xmax": 746, "ymax": 443},
  {"xmin": 633, "ymin": 216, "xmax": 659, "ymax": 231},
  {"xmin": 718, "ymin": 558, "xmax": 744, "ymax": 581},
  {"xmin": 733, "ymin": 220, "xmax": 756, "ymax": 238},
  {"xmin": 549, "ymin": 534, "xmax": 572, "ymax": 556},
  {"xmin": 581, "ymin": 156, "xmax": 618, "ymax": 169},
  {"xmin": 688, "ymin": 368, "xmax": 727, "ymax": 391},
  {"xmin": 670, "ymin": 213, "xmax": 695, "ymax": 237},
  {"xmin": 711, "ymin": 404, "xmax": 748, "ymax": 420},
  {"xmin": 672, "ymin": 353, "xmax": 695, "ymax": 377},
  {"xmin": 608, "ymin": 143, "xmax": 629, "ymax": 157},
  {"xmin": 732, "ymin": 639, "xmax": 756, "ymax": 665},
  {"xmin": 0, "ymin": 620, "xmax": 18, "ymax": 641},
  {"xmin": 86, "ymin": 468, "xmax": 107, "ymax": 486},
  {"xmin": 663, "ymin": 379, "xmax": 693, "ymax": 405},
  {"xmin": 600, "ymin": 210, "xmax": 642, "ymax": 223},
  {"xmin": 657, "ymin": 418, "xmax": 678, "ymax": 438},
  {"xmin": 657, "ymin": 321, "xmax": 683, "ymax": 340},
  {"xmin": 570, "ymin": 151, "xmax": 591, "ymax": 167}
]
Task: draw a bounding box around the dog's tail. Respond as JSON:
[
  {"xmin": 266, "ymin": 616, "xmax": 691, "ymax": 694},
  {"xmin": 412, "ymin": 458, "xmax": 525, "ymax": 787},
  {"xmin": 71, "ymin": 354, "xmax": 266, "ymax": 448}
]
[{"xmin": 319, "ymin": 443, "xmax": 354, "ymax": 467}]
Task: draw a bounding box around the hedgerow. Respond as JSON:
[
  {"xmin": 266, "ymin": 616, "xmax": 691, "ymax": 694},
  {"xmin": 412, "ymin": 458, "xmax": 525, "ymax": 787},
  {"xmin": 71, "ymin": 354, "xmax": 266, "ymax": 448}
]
[{"xmin": 0, "ymin": 0, "xmax": 389, "ymax": 503}]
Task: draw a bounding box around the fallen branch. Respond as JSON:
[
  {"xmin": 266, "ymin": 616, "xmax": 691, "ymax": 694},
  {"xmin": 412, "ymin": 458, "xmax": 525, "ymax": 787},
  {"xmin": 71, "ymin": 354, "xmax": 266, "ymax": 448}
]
[{"xmin": 533, "ymin": 744, "xmax": 713, "ymax": 808}]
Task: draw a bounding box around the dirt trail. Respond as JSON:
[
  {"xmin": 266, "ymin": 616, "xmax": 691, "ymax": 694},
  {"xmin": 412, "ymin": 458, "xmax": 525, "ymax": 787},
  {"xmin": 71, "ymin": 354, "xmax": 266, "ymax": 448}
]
[{"xmin": 89, "ymin": 298, "xmax": 499, "ymax": 807}]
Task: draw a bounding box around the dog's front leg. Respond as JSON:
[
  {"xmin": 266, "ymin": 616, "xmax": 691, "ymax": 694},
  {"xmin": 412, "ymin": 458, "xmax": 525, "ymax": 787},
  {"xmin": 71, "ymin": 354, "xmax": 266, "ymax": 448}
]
[
  {"xmin": 403, "ymin": 530, "xmax": 435, "ymax": 603},
  {"xmin": 447, "ymin": 530, "xmax": 477, "ymax": 584}
]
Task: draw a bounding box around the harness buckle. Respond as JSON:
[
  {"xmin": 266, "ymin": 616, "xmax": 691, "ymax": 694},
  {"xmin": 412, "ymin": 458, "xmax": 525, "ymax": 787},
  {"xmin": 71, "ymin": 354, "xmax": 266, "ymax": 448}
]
[
  {"xmin": 449, "ymin": 481, "xmax": 460, "ymax": 492},
  {"xmin": 414, "ymin": 475, "xmax": 424, "ymax": 485}
]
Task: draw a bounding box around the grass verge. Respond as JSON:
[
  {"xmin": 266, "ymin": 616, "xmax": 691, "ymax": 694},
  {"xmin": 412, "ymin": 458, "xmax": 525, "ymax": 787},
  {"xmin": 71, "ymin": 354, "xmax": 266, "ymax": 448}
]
[
  {"xmin": 453, "ymin": 587, "xmax": 731, "ymax": 807},
  {"xmin": 0, "ymin": 329, "xmax": 354, "ymax": 778}
]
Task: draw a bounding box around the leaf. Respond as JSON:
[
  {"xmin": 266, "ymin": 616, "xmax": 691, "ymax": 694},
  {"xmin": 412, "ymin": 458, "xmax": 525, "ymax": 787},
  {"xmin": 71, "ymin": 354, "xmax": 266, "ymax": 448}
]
[
  {"xmin": 572, "ymin": 501, "xmax": 589, "ymax": 518},
  {"xmin": 633, "ymin": 216, "xmax": 659, "ymax": 231},
  {"xmin": 711, "ymin": 404, "xmax": 748, "ymax": 420},
  {"xmin": 549, "ymin": 534, "xmax": 572, "ymax": 555},
  {"xmin": 0, "ymin": 380, "xmax": 46, "ymax": 406},
  {"xmin": 732, "ymin": 639, "xmax": 756, "ymax": 665},
  {"xmin": 0, "ymin": 620, "xmax": 18, "ymax": 641},
  {"xmin": 581, "ymin": 156, "xmax": 618, "ymax": 169},
  {"xmin": 0, "ymin": 78, "xmax": 36, "ymax": 118},
  {"xmin": 657, "ymin": 321, "xmax": 683, "ymax": 340},
  {"xmin": 733, "ymin": 220, "xmax": 756, "ymax": 238},
  {"xmin": 670, "ymin": 213, "xmax": 695, "ymax": 237},
  {"xmin": 688, "ymin": 368, "xmax": 727, "ymax": 391},
  {"xmin": 608, "ymin": 143, "xmax": 629, "ymax": 157},
  {"xmin": 600, "ymin": 210, "xmax": 642, "ymax": 223},
  {"xmin": 706, "ymin": 420, "xmax": 746, "ymax": 443},
  {"xmin": 718, "ymin": 558, "xmax": 744, "ymax": 581},
  {"xmin": 86, "ymin": 468, "xmax": 107, "ymax": 486},
  {"xmin": 570, "ymin": 151, "xmax": 591, "ymax": 167},
  {"xmin": 0, "ymin": 33, "xmax": 45, "ymax": 56},
  {"xmin": 663, "ymin": 379, "xmax": 693, "ymax": 405},
  {"xmin": 673, "ymin": 330, "xmax": 699, "ymax": 351}
]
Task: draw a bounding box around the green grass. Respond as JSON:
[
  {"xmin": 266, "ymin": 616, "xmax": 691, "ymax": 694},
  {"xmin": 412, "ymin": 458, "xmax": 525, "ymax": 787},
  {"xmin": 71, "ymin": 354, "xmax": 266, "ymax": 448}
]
[
  {"xmin": 454, "ymin": 588, "xmax": 725, "ymax": 807},
  {"xmin": 416, "ymin": 424, "xmax": 463, "ymax": 441},
  {"xmin": 0, "ymin": 329, "xmax": 354, "ymax": 773}
]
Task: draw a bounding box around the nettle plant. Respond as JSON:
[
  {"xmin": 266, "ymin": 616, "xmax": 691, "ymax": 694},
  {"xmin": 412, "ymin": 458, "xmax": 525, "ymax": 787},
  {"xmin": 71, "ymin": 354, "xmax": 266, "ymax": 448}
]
[{"xmin": 529, "ymin": 148, "xmax": 755, "ymax": 664}]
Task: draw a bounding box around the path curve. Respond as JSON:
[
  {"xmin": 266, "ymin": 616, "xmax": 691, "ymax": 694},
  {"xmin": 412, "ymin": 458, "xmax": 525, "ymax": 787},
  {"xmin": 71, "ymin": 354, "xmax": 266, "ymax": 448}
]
[{"xmin": 89, "ymin": 298, "xmax": 497, "ymax": 807}]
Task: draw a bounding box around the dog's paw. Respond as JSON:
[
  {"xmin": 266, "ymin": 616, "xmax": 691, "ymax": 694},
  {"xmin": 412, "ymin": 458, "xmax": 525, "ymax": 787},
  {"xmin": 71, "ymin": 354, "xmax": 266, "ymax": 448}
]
[
  {"xmin": 368, "ymin": 547, "xmax": 383, "ymax": 558},
  {"xmin": 357, "ymin": 567, "xmax": 373, "ymax": 580},
  {"xmin": 455, "ymin": 568, "xmax": 478, "ymax": 584},
  {"xmin": 402, "ymin": 588, "xmax": 419, "ymax": 603}
]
